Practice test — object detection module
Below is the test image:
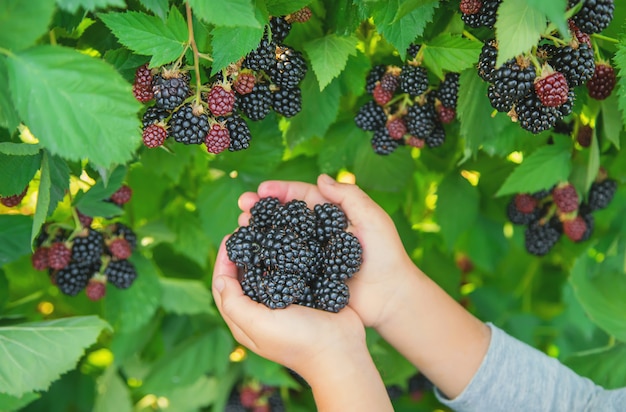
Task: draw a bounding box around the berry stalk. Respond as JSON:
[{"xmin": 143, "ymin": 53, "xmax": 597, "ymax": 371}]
[{"xmin": 185, "ymin": 2, "xmax": 203, "ymax": 104}]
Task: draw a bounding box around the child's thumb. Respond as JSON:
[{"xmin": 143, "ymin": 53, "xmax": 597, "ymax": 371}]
[{"xmin": 317, "ymin": 174, "xmax": 379, "ymax": 226}]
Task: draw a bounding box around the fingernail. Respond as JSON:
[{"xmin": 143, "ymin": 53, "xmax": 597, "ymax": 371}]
[
  {"xmin": 319, "ymin": 174, "xmax": 335, "ymax": 185},
  {"xmin": 214, "ymin": 276, "xmax": 225, "ymax": 293}
]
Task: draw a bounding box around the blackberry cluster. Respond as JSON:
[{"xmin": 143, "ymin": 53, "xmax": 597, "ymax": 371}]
[
  {"xmin": 134, "ymin": 8, "xmax": 311, "ymax": 155},
  {"xmin": 31, "ymin": 184, "xmax": 140, "ymax": 300},
  {"xmin": 355, "ymin": 43, "xmax": 460, "ymax": 155},
  {"xmin": 507, "ymin": 177, "xmax": 618, "ymax": 255},
  {"xmin": 226, "ymin": 197, "xmax": 361, "ymax": 312},
  {"xmin": 460, "ymin": 0, "xmax": 502, "ymax": 29}
]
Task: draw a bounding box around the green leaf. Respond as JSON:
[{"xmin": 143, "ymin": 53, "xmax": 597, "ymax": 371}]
[
  {"xmin": 92, "ymin": 366, "xmax": 132, "ymax": 412},
  {"xmin": 31, "ymin": 151, "xmax": 52, "ymax": 247},
  {"xmin": 318, "ymin": 119, "xmax": 368, "ymax": 173},
  {"xmin": 141, "ymin": 329, "xmax": 233, "ymax": 394},
  {"xmin": 0, "ymin": 153, "xmax": 41, "ymax": 197},
  {"xmin": 495, "ymin": 0, "xmax": 547, "ymax": 66},
  {"xmin": 159, "ymin": 278, "xmax": 215, "ymax": 316},
  {"xmin": 371, "ymin": 0, "xmax": 437, "ymax": 57},
  {"xmin": 570, "ymin": 252, "xmax": 626, "ymax": 342},
  {"xmin": 74, "ymin": 165, "xmax": 126, "ymax": 216},
  {"xmin": 0, "ymin": 143, "xmax": 41, "ymax": 156},
  {"xmin": 243, "ymin": 352, "xmax": 300, "ymax": 388},
  {"xmin": 421, "ymin": 34, "xmax": 483, "ymax": 79},
  {"xmin": 46, "ymin": 153, "xmax": 71, "ymax": 218},
  {"xmin": 496, "ymin": 137, "xmax": 572, "ymax": 196},
  {"xmin": 615, "ymin": 35, "xmax": 626, "ymax": 130},
  {"xmin": 210, "ymin": 26, "xmax": 264, "ymax": 75},
  {"xmin": 168, "ymin": 210, "xmax": 211, "ymax": 268},
  {"xmin": 0, "ymin": 316, "xmax": 110, "ymax": 397},
  {"xmin": 0, "ymin": 58, "xmax": 20, "ymax": 132},
  {"xmin": 0, "ymin": 392, "xmax": 39, "ymax": 412},
  {"xmin": 393, "ymin": 0, "xmax": 439, "ymax": 24},
  {"xmin": 601, "ymin": 92, "xmax": 623, "ymax": 149},
  {"xmin": 266, "ymin": 0, "xmax": 311, "ymax": 16},
  {"xmin": 0, "ymin": 215, "xmax": 33, "ymax": 265},
  {"xmin": 0, "ymin": 0, "xmax": 56, "ymax": 51},
  {"xmin": 525, "ymin": 0, "xmax": 568, "ymax": 36},
  {"xmin": 435, "ymin": 173, "xmax": 480, "ymax": 250},
  {"xmin": 56, "ymin": 0, "xmax": 126, "ymax": 13},
  {"xmin": 103, "ymin": 254, "xmax": 162, "ymax": 333},
  {"xmin": 304, "ymin": 34, "xmax": 358, "ymax": 90},
  {"xmin": 352, "ymin": 139, "xmax": 415, "ymax": 192},
  {"xmin": 564, "ymin": 344, "xmax": 626, "ymax": 390},
  {"xmin": 157, "ymin": 376, "xmax": 219, "ymax": 411},
  {"xmin": 187, "ymin": 0, "xmax": 260, "ymax": 28},
  {"xmin": 585, "ymin": 128, "xmax": 600, "ymax": 194},
  {"xmin": 6, "ymin": 46, "xmax": 142, "ymax": 169},
  {"xmin": 138, "ymin": 0, "xmax": 169, "ymax": 20},
  {"xmin": 99, "ymin": 11, "xmax": 188, "ymax": 67}
]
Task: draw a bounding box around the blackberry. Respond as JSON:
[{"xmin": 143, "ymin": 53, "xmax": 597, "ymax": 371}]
[
  {"xmin": 437, "ymin": 105, "xmax": 456, "ymax": 124},
  {"xmin": 477, "ymin": 39, "xmax": 499, "ymax": 82},
  {"xmin": 237, "ymin": 81, "xmax": 272, "ymax": 121},
  {"xmin": 271, "ymin": 87, "xmax": 302, "ymax": 117},
  {"xmin": 110, "ymin": 185, "xmax": 132, "ymax": 205},
  {"xmin": 387, "ymin": 117, "xmax": 407, "ymax": 139},
  {"xmin": 576, "ymin": 124, "xmax": 593, "ymax": 147},
  {"xmin": 297, "ymin": 284, "xmax": 316, "ymax": 308},
  {"xmin": 49, "ymin": 242, "xmax": 72, "ymax": 270},
  {"xmin": 354, "ymin": 101, "xmax": 387, "ymax": 131},
  {"xmin": 267, "ymin": 389, "xmax": 286, "ymax": 412},
  {"xmin": 207, "ymin": 84, "xmax": 236, "ymax": 116},
  {"xmin": 142, "ymin": 123, "xmax": 167, "ymax": 148},
  {"xmin": 372, "ymin": 82, "xmax": 394, "ymax": 106},
  {"xmin": 289, "ymin": 7, "xmax": 312, "ymax": 23},
  {"xmin": 462, "ymin": 0, "xmax": 501, "ymax": 28},
  {"xmin": 408, "ymin": 373, "xmax": 434, "ymax": 397},
  {"xmin": 514, "ymin": 91, "xmax": 559, "ymax": 134},
  {"xmin": 259, "ymin": 229, "xmax": 317, "ymax": 276},
  {"xmin": 111, "ymin": 223, "xmax": 137, "ymax": 251},
  {"xmin": 436, "ymin": 72, "xmax": 460, "ymax": 109},
  {"xmin": 269, "ymin": 16, "xmax": 292, "ymax": 43},
  {"xmin": 85, "ymin": 278, "xmax": 106, "ymax": 301},
  {"xmin": 71, "ymin": 228, "xmax": 104, "ymax": 265},
  {"xmin": 380, "ymin": 71, "xmax": 399, "ymax": 93},
  {"xmin": 558, "ymin": 89, "xmax": 576, "ymax": 118},
  {"xmin": 568, "ymin": 0, "xmax": 614, "ymax": 34},
  {"xmin": 225, "ymin": 387, "xmax": 247, "ymax": 412},
  {"xmin": 588, "ymin": 179, "xmax": 617, "ymax": 210},
  {"xmin": 488, "ymin": 83, "xmax": 517, "ymax": 112},
  {"xmin": 269, "ymin": 47, "xmax": 307, "ymax": 89},
  {"xmin": 406, "ymin": 43, "xmax": 421, "ymax": 60},
  {"xmin": 250, "ymin": 196, "xmax": 283, "ymax": 230},
  {"xmin": 168, "ymin": 103, "xmax": 210, "ymax": 144},
  {"xmin": 226, "ymin": 226, "xmax": 263, "ymax": 268},
  {"xmin": 274, "ymin": 200, "xmax": 316, "ymax": 238},
  {"xmin": 406, "ymin": 101, "xmax": 436, "ymax": 138},
  {"xmin": 489, "ymin": 62, "xmax": 536, "ymax": 110},
  {"xmin": 259, "ymin": 271, "xmax": 306, "ymax": 309},
  {"xmin": 132, "ymin": 64, "xmax": 154, "ymax": 103},
  {"xmin": 579, "ymin": 211, "xmax": 594, "ymax": 242},
  {"xmin": 323, "ymin": 231, "xmax": 362, "ymax": 280},
  {"xmin": 515, "ymin": 193, "xmax": 539, "ymax": 213},
  {"xmin": 563, "ymin": 215, "xmax": 588, "ymax": 242},
  {"xmin": 0, "ymin": 185, "xmax": 28, "ymax": 207},
  {"xmin": 233, "ymin": 71, "xmax": 256, "ymax": 95},
  {"xmin": 54, "ymin": 260, "xmax": 95, "ymax": 296},
  {"xmin": 243, "ymin": 38, "xmax": 276, "ymax": 72},
  {"xmin": 569, "ymin": 20, "xmax": 592, "ymax": 47},
  {"xmin": 105, "ymin": 259, "xmax": 138, "ymax": 289},
  {"xmin": 407, "ymin": 136, "xmax": 425, "ymax": 148},
  {"xmin": 586, "ymin": 62, "xmax": 616, "ymax": 100},
  {"xmin": 371, "ymin": 127, "xmax": 399, "ymax": 155},
  {"xmin": 547, "ymin": 43, "xmax": 595, "ymax": 87},
  {"xmin": 552, "ymin": 183, "xmax": 579, "ymax": 213},
  {"xmin": 141, "ymin": 106, "xmax": 170, "ymax": 128},
  {"xmin": 32, "ymin": 247, "xmax": 49, "ymax": 271},
  {"xmin": 108, "ymin": 238, "xmax": 132, "ymax": 260},
  {"xmin": 366, "ymin": 65, "xmax": 386, "ymax": 94},
  {"xmin": 205, "ymin": 123, "xmax": 231, "ymax": 154},
  {"xmin": 313, "ymin": 278, "xmax": 349, "ymax": 313},
  {"xmin": 222, "ymin": 114, "xmax": 252, "ymax": 151},
  {"xmin": 534, "ymin": 71, "xmax": 569, "ymax": 107},
  {"xmin": 460, "ymin": 0, "xmax": 482, "ymax": 14},
  {"xmin": 241, "ymin": 266, "xmax": 264, "ymax": 302},
  {"xmin": 506, "ymin": 197, "xmax": 541, "ymax": 225},
  {"xmin": 153, "ymin": 71, "xmax": 190, "ymax": 111},
  {"xmin": 399, "ymin": 65, "xmax": 429, "ymax": 97},
  {"xmin": 425, "ymin": 124, "xmax": 446, "ymax": 148},
  {"xmin": 524, "ymin": 220, "xmax": 560, "ymax": 256}
]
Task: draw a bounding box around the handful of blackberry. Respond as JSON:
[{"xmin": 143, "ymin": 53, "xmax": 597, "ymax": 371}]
[{"xmin": 225, "ymin": 197, "xmax": 362, "ymax": 312}]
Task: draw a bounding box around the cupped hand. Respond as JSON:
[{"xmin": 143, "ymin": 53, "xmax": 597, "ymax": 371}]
[{"xmin": 235, "ymin": 174, "xmax": 421, "ymax": 329}]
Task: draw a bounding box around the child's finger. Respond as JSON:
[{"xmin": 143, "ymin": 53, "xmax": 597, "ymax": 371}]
[{"xmin": 238, "ymin": 192, "xmax": 261, "ymax": 213}]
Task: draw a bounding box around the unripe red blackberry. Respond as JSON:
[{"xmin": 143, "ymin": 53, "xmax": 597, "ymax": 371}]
[
  {"xmin": 0, "ymin": 185, "xmax": 28, "ymax": 207},
  {"xmin": 85, "ymin": 278, "xmax": 106, "ymax": 301},
  {"xmin": 380, "ymin": 70, "xmax": 400, "ymax": 93},
  {"xmin": 207, "ymin": 83, "xmax": 236, "ymax": 116},
  {"xmin": 437, "ymin": 105, "xmax": 456, "ymax": 124},
  {"xmin": 32, "ymin": 247, "xmax": 50, "ymax": 271},
  {"xmin": 152, "ymin": 69, "xmax": 190, "ymax": 111},
  {"xmin": 562, "ymin": 215, "xmax": 588, "ymax": 242},
  {"xmin": 110, "ymin": 185, "xmax": 132, "ymax": 205},
  {"xmin": 108, "ymin": 238, "xmax": 132, "ymax": 260},
  {"xmin": 577, "ymin": 124, "xmax": 593, "ymax": 147},
  {"xmin": 552, "ymin": 183, "xmax": 579, "ymax": 213},
  {"xmin": 205, "ymin": 122, "xmax": 231, "ymax": 154},
  {"xmin": 233, "ymin": 71, "xmax": 256, "ymax": 95},
  {"xmin": 386, "ymin": 117, "xmax": 407, "ymax": 139},
  {"xmin": 515, "ymin": 193, "xmax": 538, "ymax": 214},
  {"xmin": 407, "ymin": 136, "xmax": 425, "ymax": 148},
  {"xmin": 142, "ymin": 123, "xmax": 167, "ymax": 148},
  {"xmin": 289, "ymin": 7, "xmax": 312, "ymax": 23},
  {"xmin": 534, "ymin": 69, "xmax": 569, "ymax": 107},
  {"xmin": 568, "ymin": 20, "xmax": 591, "ymax": 48},
  {"xmin": 49, "ymin": 242, "xmax": 72, "ymax": 270},
  {"xmin": 372, "ymin": 82, "xmax": 393, "ymax": 106},
  {"xmin": 76, "ymin": 209, "xmax": 93, "ymax": 228},
  {"xmin": 132, "ymin": 64, "xmax": 154, "ymax": 103},
  {"xmin": 460, "ymin": 0, "xmax": 482, "ymax": 14},
  {"xmin": 586, "ymin": 62, "xmax": 616, "ymax": 100}
]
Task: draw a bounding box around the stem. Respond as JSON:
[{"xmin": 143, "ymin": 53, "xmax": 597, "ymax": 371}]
[
  {"xmin": 541, "ymin": 34, "xmax": 567, "ymax": 47},
  {"xmin": 527, "ymin": 48, "xmax": 543, "ymax": 75},
  {"xmin": 0, "ymin": 46, "xmax": 14, "ymax": 57},
  {"xmin": 49, "ymin": 30, "xmax": 57, "ymax": 46},
  {"xmin": 462, "ymin": 30, "xmax": 480, "ymax": 43},
  {"xmin": 185, "ymin": 2, "xmax": 202, "ymax": 104},
  {"xmin": 591, "ymin": 33, "xmax": 619, "ymax": 44}
]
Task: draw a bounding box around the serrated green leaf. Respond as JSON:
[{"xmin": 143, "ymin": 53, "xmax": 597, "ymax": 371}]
[
  {"xmin": 615, "ymin": 36, "xmax": 626, "ymax": 130},
  {"xmin": 421, "ymin": 34, "xmax": 483, "ymax": 79},
  {"xmin": 168, "ymin": 211, "xmax": 211, "ymax": 268},
  {"xmin": 0, "ymin": 316, "xmax": 110, "ymax": 397},
  {"xmin": 47, "ymin": 154, "xmax": 70, "ymax": 218},
  {"xmin": 159, "ymin": 278, "xmax": 215, "ymax": 316},
  {"xmin": 6, "ymin": 46, "xmax": 141, "ymax": 168},
  {"xmin": 495, "ymin": 0, "xmax": 547, "ymax": 66},
  {"xmin": 99, "ymin": 11, "xmax": 187, "ymax": 67},
  {"xmin": 74, "ymin": 165, "xmax": 126, "ymax": 216},
  {"xmin": 56, "ymin": 0, "xmax": 126, "ymax": 13},
  {"xmin": 0, "ymin": 392, "xmax": 39, "ymax": 412},
  {"xmin": 0, "ymin": 153, "xmax": 40, "ymax": 196},
  {"xmin": 266, "ymin": 0, "xmax": 311, "ymax": 16},
  {"xmin": 525, "ymin": 0, "xmax": 568, "ymax": 36},
  {"xmin": 141, "ymin": 330, "xmax": 233, "ymax": 394},
  {"xmin": 0, "ymin": 0, "xmax": 56, "ymax": 51},
  {"xmin": 495, "ymin": 137, "xmax": 572, "ymax": 196},
  {"xmin": 103, "ymin": 254, "xmax": 162, "ymax": 333},
  {"xmin": 210, "ymin": 26, "xmax": 264, "ymax": 75},
  {"xmin": 138, "ymin": 0, "xmax": 169, "ymax": 20},
  {"xmin": 564, "ymin": 344, "xmax": 626, "ymax": 390},
  {"xmin": 0, "ymin": 215, "xmax": 32, "ymax": 265},
  {"xmin": 0, "ymin": 143, "xmax": 41, "ymax": 156},
  {"xmin": 570, "ymin": 253, "xmax": 626, "ymax": 342},
  {"xmin": 31, "ymin": 152, "xmax": 52, "ymax": 247},
  {"xmin": 352, "ymin": 139, "xmax": 415, "ymax": 192},
  {"xmin": 197, "ymin": 176, "xmax": 247, "ymax": 246},
  {"xmin": 435, "ymin": 173, "xmax": 480, "ymax": 250},
  {"xmin": 93, "ymin": 367, "xmax": 133, "ymax": 412},
  {"xmin": 304, "ymin": 34, "xmax": 357, "ymax": 90},
  {"xmin": 393, "ymin": 0, "xmax": 439, "ymax": 23},
  {"xmin": 0, "ymin": 57, "xmax": 20, "ymax": 132},
  {"xmin": 187, "ymin": 0, "xmax": 260, "ymax": 28},
  {"xmin": 318, "ymin": 119, "xmax": 368, "ymax": 173},
  {"xmin": 601, "ymin": 82, "xmax": 624, "ymax": 150}
]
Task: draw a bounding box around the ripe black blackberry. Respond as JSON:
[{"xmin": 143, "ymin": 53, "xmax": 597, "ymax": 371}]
[
  {"xmin": 269, "ymin": 47, "xmax": 307, "ymax": 89},
  {"xmin": 313, "ymin": 277, "xmax": 350, "ymax": 313},
  {"xmin": 258, "ymin": 271, "xmax": 306, "ymax": 309},
  {"xmin": 221, "ymin": 114, "xmax": 252, "ymax": 151},
  {"xmin": 513, "ymin": 91, "xmax": 559, "ymax": 134},
  {"xmin": 168, "ymin": 103, "xmax": 210, "ymax": 144},
  {"xmin": 54, "ymin": 260, "xmax": 97, "ymax": 296},
  {"xmin": 488, "ymin": 83, "xmax": 516, "ymax": 113},
  {"xmin": 271, "ymin": 86, "xmax": 302, "ymax": 117},
  {"xmin": 407, "ymin": 43, "xmax": 421, "ymax": 60},
  {"xmin": 241, "ymin": 266, "xmax": 264, "ymax": 302},
  {"xmin": 546, "ymin": 43, "xmax": 595, "ymax": 87},
  {"xmin": 105, "ymin": 259, "xmax": 138, "ymax": 289},
  {"xmin": 243, "ymin": 38, "xmax": 276, "ymax": 72},
  {"xmin": 399, "ymin": 65, "xmax": 429, "ymax": 97},
  {"xmin": 226, "ymin": 226, "xmax": 262, "ymax": 268},
  {"xmin": 568, "ymin": 0, "xmax": 614, "ymax": 34},
  {"xmin": 506, "ymin": 197, "xmax": 541, "ymax": 225},
  {"xmin": 142, "ymin": 106, "xmax": 170, "ymax": 128},
  {"xmin": 371, "ymin": 127, "xmax": 399, "ymax": 155},
  {"xmin": 588, "ymin": 178, "xmax": 617, "ymax": 211},
  {"xmin": 71, "ymin": 229, "xmax": 104, "ymax": 265},
  {"xmin": 406, "ymin": 101, "xmax": 436, "ymax": 138},
  {"xmin": 314, "ymin": 203, "xmax": 349, "ymax": 243},
  {"xmin": 477, "ymin": 39, "xmax": 499, "ymax": 82},
  {"xmin": 461, "ymin": 0, "xmax": 502, "ymax": 28},
  {"xmin": 260, "ymin": 229, "xmax": 318, "ymax": 277},
  {"xmin": 152, "ymin": 71, "xmax": 190, "ymax": 111},
  {"xmin": 524, "ymin": 220, "xmax": 561, "ymax": 256},
  {"xmin": 323, "ymin": 231, "xmax": 362, "ymax": 281},
  {"xmin": 354, "ymin": 100, "xmax": 387, "ymax": 131},
  {"xmin": 425, "ymin": 124, "xmax": 446, "ymax": 148},
  {"xmin": 578, "ymin": 208, "xmax": 594, "ymax": 242},
  {"xmin": 250, "ymin": 196, "xmax": 283, "ymax": 230},
  {"xmin": 489, "ymin": 62, "xmax": 536, "ymax": 112},
  {"xmin": 274, "ymin": 200, "xmax": 317, "ymax": 238},
  {"xmin": 269, "ymin": 16, "xmax": 292, "ymax": 43},
  {"xmin": 366, "ymin": 65, "xmax": 386, "ymax": 94},
  {"xmin": 237, "ymin": 81, "xmax": 272, "ymax": 121},
  {"xmin": 436, "ymin": 73, "xmax": 460, "ymax": 109}
]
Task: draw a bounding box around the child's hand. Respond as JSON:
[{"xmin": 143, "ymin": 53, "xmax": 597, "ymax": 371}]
[{"xmin": 236, "ymin": 174, "xmax": 422, "ymax": 329}]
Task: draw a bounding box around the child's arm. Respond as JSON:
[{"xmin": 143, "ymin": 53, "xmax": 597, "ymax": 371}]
[{"xmin": 212, "ymin": 238, "xmax": 394, "ymax": 412}]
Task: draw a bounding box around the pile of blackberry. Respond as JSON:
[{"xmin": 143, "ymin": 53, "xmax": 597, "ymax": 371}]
[
  {"xmin": 473, "ymin": 1, "xmax": 614, "ymax": 134},
  {"xmin": 226, "ymin": 197, "xmax": 362, "ymax": 312},
  {"xmin": 31, "ymin": 185, "xmax": 139, "ymax": 300},
  {"xmin": 355, "ymin": 43, "xmax": 459, "ymax": 155},
  {"xmin": 506, "ymin": 176, "xmax": 618, "ymax": 256},
  {"xmin": 135, "ymin": 8, "xmax": 312, "ymax": 154}
]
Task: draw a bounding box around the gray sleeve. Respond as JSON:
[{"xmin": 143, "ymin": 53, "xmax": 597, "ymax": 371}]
[{"xmin": 434, "ymin": 323, "xmax": 626, "ymax": 412}]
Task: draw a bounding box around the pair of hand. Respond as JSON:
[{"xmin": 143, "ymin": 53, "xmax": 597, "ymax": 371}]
[{"xmin": 212, "ymin": 174, "xmax": 417, "ymax": 380}]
